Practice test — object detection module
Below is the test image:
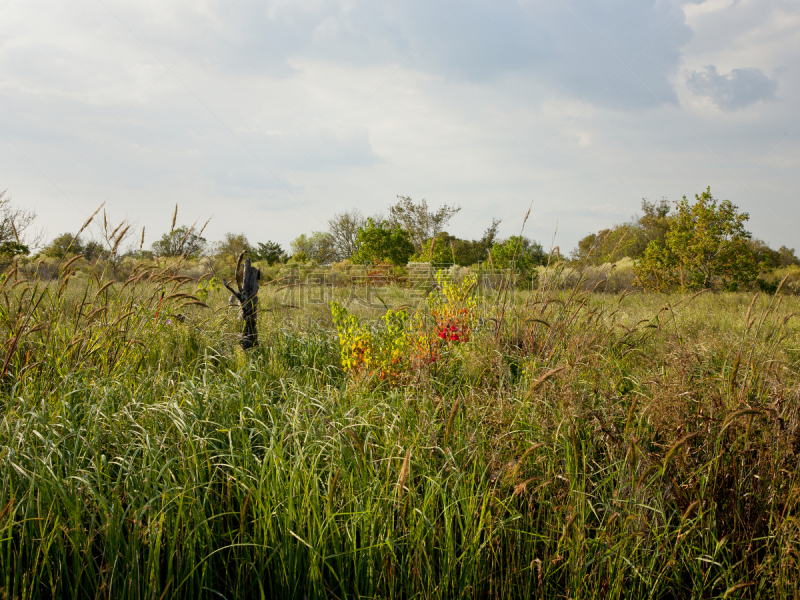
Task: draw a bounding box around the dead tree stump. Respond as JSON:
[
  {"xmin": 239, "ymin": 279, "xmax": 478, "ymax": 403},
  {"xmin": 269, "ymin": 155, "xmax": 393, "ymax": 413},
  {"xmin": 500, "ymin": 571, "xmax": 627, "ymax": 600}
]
[{"xmin": 224, "ymin": 253, "xmax": 261, "ymax": 350}]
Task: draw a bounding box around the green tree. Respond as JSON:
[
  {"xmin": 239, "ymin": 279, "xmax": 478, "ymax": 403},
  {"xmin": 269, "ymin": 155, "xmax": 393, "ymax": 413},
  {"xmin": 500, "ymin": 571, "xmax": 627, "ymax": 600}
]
[
  {"xmin": 413, "ymin": 220, "xmax": 502, "ymax": 266},
  {"xmin": 352, "ymin": 218, "xmax": 415, "ymax": 266},
  {"xmin": 151, "ymin": 226, "xmax": 206, "ymax": 257},
  {"xmin": 290, "ymin": 232, "xmax": 338, "ymax": 264},
  {"xmin": 635, "ymin": 188, "xmax": 758, "ymax": 291},
  {"xmin": 0, "ymin": 240, "xmax": 29, "ymax": 260},
  {"xmin": 388, "ymin": 196, "xmax": 461, "ymax": 254},
  {"xmin": 214, "ymin": 232, "xmax": 253, "ymax": 260},
  {"xmin": 637, "ymin": 197, "xmax": 672, "ymax": 248},
  {"xmin": 413, "ymin": 232, "xmax": 462, "ymax": 264},
  {"xmin": 571, "ymin": 227, "xmax": 635, "ymax": 265},
  {"xmin": 462, "ymin": 218, "xmax": 504, "ymax": 266},
  {"xmin": 42, "ymin": 233, "xmax": 103, "ymax": 260},
  {"xmin": 254, "ymin": 241, "xmax": 283, "ymax": 265},
  {"xmin": 747, "ymin": 238, "xmax": 782, "ymax": 270},
  {"xmin": 83, "ymin": 240, "xmax": 103, "ymax": 261},
  {"xmin": 571, "ymin": 198, "xmax": 671, "ymax": 266},
  {"xmin": 778, "ymin": 246, "xmax": 800, "ymax": 267},
  {"xmin": 0, "ymin": 190, "xmax": 35, "ymax": 262},
  {"xmin": 43, "ymin": 233, "xmax": 80, "ymax": 257},
  {"xmin": 488, "ymin": 236, "xmax": 546, "ymax": 272}
]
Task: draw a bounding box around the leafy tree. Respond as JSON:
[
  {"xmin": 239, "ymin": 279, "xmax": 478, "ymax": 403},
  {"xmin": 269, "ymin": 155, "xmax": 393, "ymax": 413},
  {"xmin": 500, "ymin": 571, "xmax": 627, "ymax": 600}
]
[
  {"xmin": 290, "ymin": 232, "xmax": 338, "ymax": 264},
  {"xmin": 453, "ymin": 219, "xmax": 504, "ymax": 266},
  {"xmin": 481, "ymin": 218, "xmax": 502, "ymax": 249},
  {"xmin": 0, "ymin": 240, "xmax": 29, "ymax": 260},
  {"xmin": 151, "ymin": 226, "xmax": 206, "ymax": 257},
  {"xmin": 352, "ymin": 219, "xmax": 415, "ymax": 266},
  {"xmin": 254, "ymin": 241, "xmax": 283, "ymax": 265},
  {"xmin": 571, "ymin": 226, "xmax": 635, "ymax": 265},
  {"xmin": 635, "ymin": 188, "xmax": 758, "ymax": 291},
  {"xmin": 412, "ymin": 220, "xmax": 502, "ymax": 266},
  {"xmin": 43, "ymin": 233, "xmax": 80, "ymax": 257},
  {"xmin": 289, "ymin": 251, "xmax": 308, "ymax": 264},
  {"xmin": 214, "ymin": 233, "xmax": 253, "ymax": 259},
  {"xmin": 0, "ymin": 190, "xmax": 36, "ymax": 261},
  {"xmin": 42, "ymin": 233, "xmax": 102, "ymax": 260},
  {"xmin": 327, "ymin": 209, "xmax": 365, "ymax": 261},
  {"xmin": 778, "ymin": 246, "xmax": 800, "ymax": 267},
  {"xmin": 388, "ymin": 196, "xmax": 461, "ymax": 254},
  {"xmin": 414, "ymin": 232, "xmax": 462, "ymax": 264},
  {"xmin": 571, "ymin": 198, "xmax": 671, "ymax": 265},
  {"xmin": 488, "ymin": 236, "xmax": 546, "ymax": 272},
  {"xmin": 637, "ymin": 197, "xmax": 672, "ymax": 246},
  {"xmin": 747, "ymin": 238, "xmax": 782, "ymax": 270},
  {"xmin": 83, "ymin": 240, "xmax": 104, "ymax": 261}
]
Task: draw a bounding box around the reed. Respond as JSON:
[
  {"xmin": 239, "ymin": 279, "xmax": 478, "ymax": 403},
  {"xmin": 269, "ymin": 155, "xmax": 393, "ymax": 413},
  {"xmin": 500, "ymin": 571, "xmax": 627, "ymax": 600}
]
[{"xmin": 0, "ymin": 258, "xmax": 798, "ymax": 599}]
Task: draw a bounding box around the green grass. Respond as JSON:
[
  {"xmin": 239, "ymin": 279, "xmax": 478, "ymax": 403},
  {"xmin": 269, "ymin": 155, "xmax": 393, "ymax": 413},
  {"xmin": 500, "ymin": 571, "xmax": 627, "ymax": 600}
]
[{"xmin": 0, "ymin": 261, "xmax": 799, "ymax": 598}]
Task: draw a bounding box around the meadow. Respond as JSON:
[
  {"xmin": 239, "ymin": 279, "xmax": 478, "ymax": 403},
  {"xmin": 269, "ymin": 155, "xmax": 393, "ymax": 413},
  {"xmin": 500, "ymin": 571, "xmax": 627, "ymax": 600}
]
[{"xmin": 0, "ymin": 257, "xmax": 799, "ymax": 599}]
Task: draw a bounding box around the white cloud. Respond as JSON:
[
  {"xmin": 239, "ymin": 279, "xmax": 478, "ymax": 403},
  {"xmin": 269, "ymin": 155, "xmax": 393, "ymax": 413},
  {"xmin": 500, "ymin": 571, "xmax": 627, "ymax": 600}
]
[
  {"xmin": 686, "ymin": 65, "xmax": 778, "ymax": 110},
  {"xmin": 0, "ymin": 0, "xmax": 798, "ymax": 254}
]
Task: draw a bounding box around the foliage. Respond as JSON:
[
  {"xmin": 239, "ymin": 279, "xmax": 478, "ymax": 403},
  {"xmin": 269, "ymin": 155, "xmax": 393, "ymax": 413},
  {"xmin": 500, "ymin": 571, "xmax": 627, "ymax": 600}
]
[
  {"xmin": 330, "ymin": 301, "xmax": 373, "ymax": 372},
  {"xmin": 290, "ymin": 231, "xmax": 338, "ymax": 264},
  {"xmin": 42, "ymin": 233, "xmax": 102, "ymax": 260},
  {"xmin": 330, "ymin": 302, "xmax": 409, "ymax": 381},
  {"xmin": 331, "ymin": 272, "xmax": 478, "ymax": 381},
  {"xmin": 747, "ymin": 237, "xmax": 783, "ymax": 270},
  {"xmin": 779, "ymin": 245, "xmax": 800, "ymax": 267},
  {"xmin": 388, "ymin": 195, "xmax": 461, "ymax": 254},
  {"xmin": 571, "ymin": 198, "xmax": 672, "ymax": 265},
  {"xmin": 351, "ymin": 218, "xmax": 415, "ymax": 266},
  {"xmin": 253, "ymin": 241, "xmax": 284, "ymax": 264},
  {"xmin": 0, "ymin": 190, "xmax": 37, "ymax": 256},
  {"xmin": 635, "ymin": 188, "xmax": 759, "ymax": 291},
  {"xmin": 488, "ymin": 235, "xmax": 546, "ymax": 272},
  {"xmin": 572, "ymin": 225, "xmax": 636, "ymax": 265},
  {"xmin": 412, "ymin": 221, "xmax": 500, "ymax": 266},
  {"xmin": 413, "ymin": 232, "xmax": 461, "ymax": 264},
  {"xmin": 427, "ymin": 271, "xmax": 478, "ymax": 344},
  {"xmin": 327, "ymin": 209, "xmax": 365, "ymax": 261},
  {"xmin": 636, "ymin": 196, "xmax": 673, "ymax": 250},
  {"xmin": 196, "ymin": 276, "xmax": 222, "ymax": 302},
  {"xmin": 0, "ymin": 240, "xmax": 29, "ymax": 259},
  {"xmin": 151, "ymin": 225, "xmax": 207, "ymax": 257},
  {"xmin": 6, "ymin": 190, "xmax": 800, "ymax": 597},
  {"xmin": 214, "ymin": 232, "xmax": 253, "ymax": 259},
  {"xmin": 1, "ymin": 256, "xmax": 800, "ymax": 597}
]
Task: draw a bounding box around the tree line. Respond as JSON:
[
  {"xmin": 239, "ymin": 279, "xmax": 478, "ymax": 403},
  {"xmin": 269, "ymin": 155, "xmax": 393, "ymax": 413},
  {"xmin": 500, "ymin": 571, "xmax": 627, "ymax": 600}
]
[
  {"xmin": 2, "ymin": 186, "xmax": 798, "ymax": 292},
  {"xmin": 31, "ymin": 195, "xmax": 551, "ymax": 276},
  {"xmin": 571, "ymin": 188, "xmax": 799, "ymax": 291}
]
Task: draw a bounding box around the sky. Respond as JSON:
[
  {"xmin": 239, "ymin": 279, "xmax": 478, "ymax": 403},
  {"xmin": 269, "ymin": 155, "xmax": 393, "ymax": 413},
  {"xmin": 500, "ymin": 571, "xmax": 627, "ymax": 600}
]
[{"xmin": 1, "ymin": 0, "xmax": 798, "ymax": 255}]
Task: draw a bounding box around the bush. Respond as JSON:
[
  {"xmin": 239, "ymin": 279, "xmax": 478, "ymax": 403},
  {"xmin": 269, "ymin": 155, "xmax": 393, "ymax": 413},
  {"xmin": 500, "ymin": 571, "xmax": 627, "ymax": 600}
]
[
  {"xmin": 635, "ymin": 187, "xmax": 758, "ymax": 291},
  {"xmin": 352, "ymin": 218, "xmax": 415, "ymax": 266}
]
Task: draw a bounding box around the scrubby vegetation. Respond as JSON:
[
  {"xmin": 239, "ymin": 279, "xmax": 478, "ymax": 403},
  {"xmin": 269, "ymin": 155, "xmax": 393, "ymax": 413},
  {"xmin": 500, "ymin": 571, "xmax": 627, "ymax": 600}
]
[
  {"xmin": 1, "ymin": 250, "xmax": 800, "ymax": 598},
  {"xmin": 1, "ymin": 187, "xmax": 800, "ymax": 597}
]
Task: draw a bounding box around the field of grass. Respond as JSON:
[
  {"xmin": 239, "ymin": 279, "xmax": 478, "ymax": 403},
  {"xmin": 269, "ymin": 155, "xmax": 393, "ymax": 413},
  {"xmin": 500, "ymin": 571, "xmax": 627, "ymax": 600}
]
[{"xmin": 1, "ymin": 260, "xmax": 799, "ymax": 599}]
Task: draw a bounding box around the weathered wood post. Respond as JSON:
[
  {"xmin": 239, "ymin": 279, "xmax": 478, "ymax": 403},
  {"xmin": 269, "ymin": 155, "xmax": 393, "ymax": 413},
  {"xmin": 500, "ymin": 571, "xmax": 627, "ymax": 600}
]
[{"xmin": 224, "ymin": 252, "xmax": 261, "ymax": 350}]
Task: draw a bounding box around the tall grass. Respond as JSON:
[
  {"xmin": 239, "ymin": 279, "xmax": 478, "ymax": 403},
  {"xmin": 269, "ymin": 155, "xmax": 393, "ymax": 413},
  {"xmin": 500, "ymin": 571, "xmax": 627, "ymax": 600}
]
[{"xmin": 0, "ymin": 259, "xmax": 799, "ymax": 598}]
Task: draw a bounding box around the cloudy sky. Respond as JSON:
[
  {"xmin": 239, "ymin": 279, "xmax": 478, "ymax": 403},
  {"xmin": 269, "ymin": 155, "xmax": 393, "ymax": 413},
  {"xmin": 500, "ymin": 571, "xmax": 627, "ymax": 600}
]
[{"xmin": 1, "ymin": 0, "xmax": 798, "ymax": 254}]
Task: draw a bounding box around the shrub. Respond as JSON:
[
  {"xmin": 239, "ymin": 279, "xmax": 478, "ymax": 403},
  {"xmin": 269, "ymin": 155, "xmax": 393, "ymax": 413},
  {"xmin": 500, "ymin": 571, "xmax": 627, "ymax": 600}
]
[
  {"xmin": 352, "ymin": 218, "xmax": 415, "ymax": 266},
  {"xmin": 330, "ymin": 272, "xmax": 478, "ymax": 383},
  {"xmin": 635, "ymin": 187, "xmax": 758, "ymax": 291}
]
